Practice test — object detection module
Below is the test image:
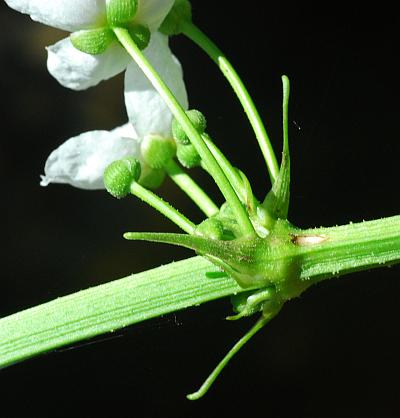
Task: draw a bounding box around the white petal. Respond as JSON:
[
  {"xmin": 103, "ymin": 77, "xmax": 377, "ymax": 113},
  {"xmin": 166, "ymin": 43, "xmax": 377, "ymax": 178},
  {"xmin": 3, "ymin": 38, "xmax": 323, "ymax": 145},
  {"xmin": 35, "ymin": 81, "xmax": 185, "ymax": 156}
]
[
  {"xmin": 135, "ymin": 0, "xmax": 174, "ymax": 31},
  {"xmin": 110, "ymin": 122, "xmax": 139, "ymax": 139},
  {"xmin": 4, "ymin": 0, "xmax": 106, "ymax": 32},
  {"xmin": 40, "ymin": 126, "xmax": 140, "ymax": 190},
  {"xmin": 124, "ymin": 33, "xmax": 188, "ymax": 139},
  {"xmin": 47, "ymin": 37, "xmax": 130, "ymax": 90}
]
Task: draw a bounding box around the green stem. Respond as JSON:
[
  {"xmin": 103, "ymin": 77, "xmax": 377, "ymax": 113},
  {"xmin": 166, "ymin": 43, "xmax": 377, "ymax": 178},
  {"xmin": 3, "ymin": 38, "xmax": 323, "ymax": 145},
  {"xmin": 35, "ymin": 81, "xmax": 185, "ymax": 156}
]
[
  {"xmin": 295, "ymin": 215, "xmax": 400, "ymax": 282},
  {"xmin": 187, "ymin": 306, "xmax": 280, "ymax": 400},
  {"xmin": 0, "ymin": 256, "xmax": 246, "ymax": 368},
  {"xmin": 0, "ymin": 216, "xmax": 398, "ymax": 383},
  {"xmin": 164, "ymin": 159, "xmax": 219, "ymax": 217},
  {"xmin": 182, "ymin": 22, "xmax": 280, "ymax": 184},
  {"xmin": 114, "ymin": 27, "xmax": 255, "ymax": 237},
  {"xmin": 203, "ymin": 137, "xmax": 245, "ymax": 202},
  {"xmin": 130, "ymin": 181, "xmax": 195, "ymax": 234}
]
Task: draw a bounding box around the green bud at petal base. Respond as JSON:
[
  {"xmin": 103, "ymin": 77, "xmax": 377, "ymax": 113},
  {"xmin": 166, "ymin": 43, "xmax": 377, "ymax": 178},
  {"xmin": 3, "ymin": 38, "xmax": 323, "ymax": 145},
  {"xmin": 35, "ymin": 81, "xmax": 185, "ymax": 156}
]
[
  {"xmin": 141, "ymin": 135, "xmax": 176, "ymax": 169},
  {"xmin": 196, "ymin": 218, "xmax": 224, "ymax": 240},
  {"xmin": 70, "ymin": 28, "xmax": 115, "ymax": 55},
  {"xmin": 104, "ymin": 157, "xmax": 141, "ymax": 199},
  {"xmin": 176, "ymin": 143, "xmax": 201, "ymax": 168},
  {"xmin": 138, "ymin": 165, "xmax": 166, "ymax": 190},
  {"xmin": 172, "ymin": 109, "xmax": 207, "ymax": 144},
  {"xmin": 127, "ymin": 24, "xmax": 151, "ymax": 50},
  {"xmin": 106, "ymin": 0, "xmax": 138, "ymax": 27},
  {"xmin": 160, "ymin": 0, "xmax": 192, "ymax": 36}
]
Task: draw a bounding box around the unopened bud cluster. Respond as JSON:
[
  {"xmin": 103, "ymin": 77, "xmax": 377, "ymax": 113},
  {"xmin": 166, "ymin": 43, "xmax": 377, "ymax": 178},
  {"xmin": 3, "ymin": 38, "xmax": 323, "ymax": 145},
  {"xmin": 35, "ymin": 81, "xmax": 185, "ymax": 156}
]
[{"xmin": 172, "ymin": 109, "xmax": 207, "ymax": 168}]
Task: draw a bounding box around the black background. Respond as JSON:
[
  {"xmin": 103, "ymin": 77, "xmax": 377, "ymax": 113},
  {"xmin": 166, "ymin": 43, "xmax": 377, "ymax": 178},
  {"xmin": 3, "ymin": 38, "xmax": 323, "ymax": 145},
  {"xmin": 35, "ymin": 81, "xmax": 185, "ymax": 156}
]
[{"xmin": 0, "ymin": 1, "xmax": 399, "ymax": 417}]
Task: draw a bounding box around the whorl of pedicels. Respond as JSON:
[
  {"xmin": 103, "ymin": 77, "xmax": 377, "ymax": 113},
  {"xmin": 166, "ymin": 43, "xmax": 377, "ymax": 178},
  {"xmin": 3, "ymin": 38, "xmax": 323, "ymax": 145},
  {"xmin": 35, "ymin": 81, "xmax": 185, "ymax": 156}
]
[
  {"xmin": 172, "ymin": 109, "xmax": 207, "ymax": 145},
  {"xmin": 159, "ymin": 0, "xmax": 192, "ymax": 36},
  {"xmin": 104, "ymin": 157, "xmax": 141, "ymax": 199}
]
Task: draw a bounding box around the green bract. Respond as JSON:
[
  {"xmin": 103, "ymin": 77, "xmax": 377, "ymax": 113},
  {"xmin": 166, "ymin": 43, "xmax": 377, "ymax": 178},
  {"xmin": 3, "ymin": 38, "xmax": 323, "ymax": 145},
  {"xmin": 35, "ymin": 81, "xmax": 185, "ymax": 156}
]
[
  {"xmin": 138, "ymin": 165, "xmax": 166, "ymax": 189},
  {"xmin": 106, "ymin": 0, "xmax": 138, "ymax": 27},
  {"xmin": 141, "ymin": 134, "xmax": 176, "ymax": 169},
  {"xmin": 128, "ymin": 23, "xmax": 151, "ymax": 50},
  {"xmin": 71, "ymin": 0, "xmax": 150, "ymax": 54},
  {"xmin": 176, "ymin": 143, "xmax": 201, "ymax": 168},
  {"xmin": 70, "ymin": 28, "xmax": 115, "ymax": 55}
]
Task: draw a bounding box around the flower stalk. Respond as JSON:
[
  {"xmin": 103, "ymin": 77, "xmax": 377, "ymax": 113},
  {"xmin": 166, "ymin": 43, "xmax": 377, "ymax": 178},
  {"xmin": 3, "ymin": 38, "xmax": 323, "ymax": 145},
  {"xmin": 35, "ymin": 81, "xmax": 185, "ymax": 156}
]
[
  {"xmin": 164, "ymin": 159, "xmax": 219, "ymax": 217},
  {"xmin": 181, "ymin": 21, "xmax": 280, "ymax": 184},
  {"xmin": 113, "ymin": 26, "xmax": 256, "ymax": 237}
]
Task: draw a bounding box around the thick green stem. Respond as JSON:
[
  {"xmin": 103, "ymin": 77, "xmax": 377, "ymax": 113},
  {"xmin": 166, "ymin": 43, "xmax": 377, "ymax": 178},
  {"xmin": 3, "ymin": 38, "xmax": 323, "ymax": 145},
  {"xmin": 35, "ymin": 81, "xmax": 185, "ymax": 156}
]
[
  {"xmin": 182, "ymin": 22, "xmax": 280, "ymax": 184},
  {"xmin": 164, "ymin": 159, "xmax": 219, "ymax": 217},
  {"xmin": 0, "ymin": 216, "xmax": 398, "ymax": 377},
  {"xmin": 295, "ymin": 215, "xmax": 400, "ymax": 282},
  {"xmin": 113, "ymin": 27, "xmax": 255, "ymax": 237},
  {"xmin": 0, "ymin": 257, "xmax": 245, "ymax": 369}
]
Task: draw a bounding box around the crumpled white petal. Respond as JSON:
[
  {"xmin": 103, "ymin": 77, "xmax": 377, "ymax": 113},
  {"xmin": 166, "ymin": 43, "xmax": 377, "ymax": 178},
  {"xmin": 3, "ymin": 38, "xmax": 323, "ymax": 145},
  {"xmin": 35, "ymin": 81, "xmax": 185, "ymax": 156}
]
[
  {"xmin": 135, "ymin": 0, "xmax": 174, "ymax": 32},
  {"xmin": 40, "ymin": 124, "xmax": 140, "ymax": 189},
  {"xmin": 4, "ymin": 0, "xmax": 106, "ymax": 32},
  {"xmin": 124, "ymin": 32, "xmax": 188, "ymax": 139},
  {"xmin": 47, "ymin": 37, "xmax": 131, "ymax": 90}
]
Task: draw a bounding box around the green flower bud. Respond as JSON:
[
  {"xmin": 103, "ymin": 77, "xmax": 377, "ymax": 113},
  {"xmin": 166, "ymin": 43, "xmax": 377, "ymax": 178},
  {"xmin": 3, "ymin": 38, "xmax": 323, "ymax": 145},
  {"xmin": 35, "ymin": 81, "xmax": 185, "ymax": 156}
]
[
  {"xmin": 106, "ymin": 0, "xmax": 138, "ymax": 27},
  {"xmin": 172, "ymin": 109, "xmax": 207, "ymax": 145},
  {"xmin": 138, "ymin": 165, "xmax": 166, "ymax": 190},
  {"xmin": 176, "ymin": 143, "xmax": 201, "ymax": 168},
  {"xmin": 127, "ymin": 24, "xmax": 151, "ymax": 50},
  {"xmin": 141, "ymin": 135, "xmax": 176, "ymax": 169},
  {"xmin": 196, "ymin": 218, "xmax": 224, "ymax": 240},
  {"xmin": 104, "ymin": 157, "xmax": 141, "ymax": 199},
  {"xmin": 70, "ymin": 28, "xmax": 115, "ymax": 55},
  {"xmin": 159, "ymin": 0, "xmax": 192, "ymax": 36}
]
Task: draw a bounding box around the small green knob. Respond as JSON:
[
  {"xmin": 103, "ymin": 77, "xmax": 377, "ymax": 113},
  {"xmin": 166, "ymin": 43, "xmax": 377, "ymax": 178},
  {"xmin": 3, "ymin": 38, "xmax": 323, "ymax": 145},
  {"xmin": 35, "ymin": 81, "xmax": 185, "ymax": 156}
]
[
  {"xmin": 172, "ymin": 109, "xmax": 207, "ymax": 145},
  {"xmin": 104, "ymin": 157, "xmax": 141, "ymax": 199}
]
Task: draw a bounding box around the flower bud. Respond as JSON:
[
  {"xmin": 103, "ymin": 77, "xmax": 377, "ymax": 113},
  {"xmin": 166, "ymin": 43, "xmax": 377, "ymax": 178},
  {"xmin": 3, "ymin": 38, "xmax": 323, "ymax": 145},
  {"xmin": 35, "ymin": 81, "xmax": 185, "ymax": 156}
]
[
  {"xmin": 196, "ymin": 218, "xmax": 224, "ymax": 240},
  {"xmin": 138, "ymin": 165, "xmax": 166, "ymax": 190},
  {"xmin": 106, "ymin": 0, "xmax": 138, "ymax": 27},
  {"xmin": 141, "ymin": 135, "xmax": 176, "ymax": 169},
  {"xmin": 159, "ymin": 0, "xmax": 192, "ymax": 36},
  {"xmin": 127, "ymin": 24, "xmax": 151, "ymax": 50},
  {"xmin": 172, "ymin": 109, "xmax": 207, "ymax": 145},
  {"xmin": 176, "ymin": 143, "xmax": 201, "ymax": 168},
  {"xmin": 104, "ymin": 157, "xmax": 141, "ymax": 199},
  {"xmin": 70, "ymin": 28, "xmax": 115, "ymax": 55}
]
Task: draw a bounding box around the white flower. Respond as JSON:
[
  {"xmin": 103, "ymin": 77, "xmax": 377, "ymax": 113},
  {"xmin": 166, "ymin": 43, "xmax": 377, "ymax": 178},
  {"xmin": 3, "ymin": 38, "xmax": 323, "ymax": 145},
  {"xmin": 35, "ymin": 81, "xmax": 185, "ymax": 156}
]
[
  {"xmin": 40, "ymin": 33, "xmax": 188, "ymax": 189},
  {"xmin": 5, "ymin": 0, "xmax": 175, "ymax": 90}
]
